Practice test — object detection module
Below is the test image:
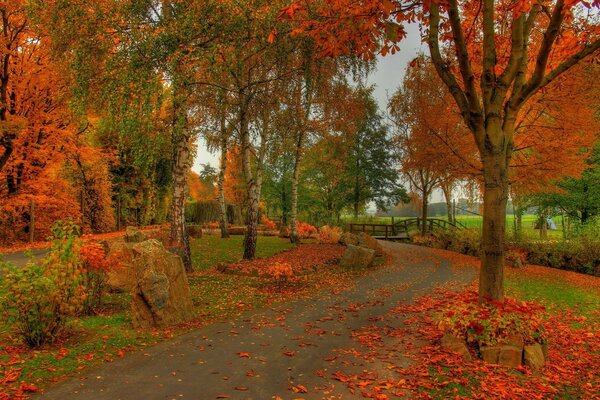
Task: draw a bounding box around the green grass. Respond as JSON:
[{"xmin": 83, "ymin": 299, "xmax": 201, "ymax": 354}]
[
  {"xmin": 340, "ymin": 214, "xmax": 566, "ymax": 240},
  {"xmin": 505, "ymin": 274, "xmax": 600, "ymax": 323},
  {"xmin": 190, "ymin": 235, "xmax": 293, "ymax": 271}
]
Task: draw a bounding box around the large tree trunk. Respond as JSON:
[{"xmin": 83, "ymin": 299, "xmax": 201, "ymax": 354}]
[
  {"xmin": 169, "ymin": 69, "xmax": 193, "ymax": 273},
  {"xmin": 170, "ymin": 132, "xmax": 193, "ymax": 272},
  {"xmin": 479, "ymin": 148, "xmax": 509, "ymax": 302},
  {"xmin": 217, "ymin": 132, "xmax": 229, "ymax": 238},
  {"xmin": 289, "ymin": 132, "xmax": 304, "ymax": 245},
  {"xmin": 240, "ymin": 104, "xmax": 259, "ymax": 259},
  {"xmin": 421, "ymin": 190, "xmax": 429, "ymax": 236}
]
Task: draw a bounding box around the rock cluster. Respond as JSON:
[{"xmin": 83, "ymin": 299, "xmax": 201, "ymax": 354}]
[
  {"xmin": 106, "ymin": 227, "xmax": 194, "ymax": 329},
  {"xmin": 338, "ymin": 232, "xmax": 384, "ymax": 268},
  {"xmin": 441, "ymin": 332, "xmax": 547, "ymax": 369}
]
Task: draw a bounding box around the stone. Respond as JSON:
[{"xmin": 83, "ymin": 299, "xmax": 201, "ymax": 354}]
[
  {"xmin": 130, "ymin": 239, "xmax": 194, "ymax": 328},
  {"xmin": 106, "ymin": 240, "xmax": 137, "ymax": 291},
  {"xmin": 498, "ymin": 345, "xmax": 522, "ymax": 367},
  {"xmin": 441, "ymin": 333, "xmax": 471, "ymax": 360},
  {"xmin": 278, "ymin": 225, "xmax": 290, "ymax": 238},
  {"xmin": 524, "ymin": 344, "xmax": 545, "ymax": 370},
  {"xmin": 357, "ymin": 232, "xmax": 384, "ymax": 256},
  {"xmin": 338, "ymin": 232, "xmax": 359, "ymax": 246},
  {"xmin": 125, "ymin": 226, "xmax": 148, "ymax": 243},
  {"xmin": 481, "ymin": 344, "xmax": 523, "ymax": 367},
  {"xmin": 480, "ymin": 346, "xmax": 501, "ymax": 364},
  {"xmin": 187, "ymin": 225, "xmax": 203, "ymax": 239},
  {"xmin": 340, "ymin": 244, "xmax": 375, "ymax": 269}
]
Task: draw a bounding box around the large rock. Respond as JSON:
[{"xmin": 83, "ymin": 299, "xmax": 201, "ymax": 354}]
[
  {"xmin": 481, "ymin": 345, "xmax": 522, "ymax": 367},
  {"xmin": 441, "ymin": 333, "xmax": 471, "ymax": 360},
  {"xmin": 228, "ymin": 226, "xmax": 247, "ymax": 235},
  {"xmin": 125, "ymin": 226, "xmax": 148, "ymax": 243},
  {"xmin": 130, "ymin": 240, "xmax": 194, "ymax": 328},
  {"xmin": 106, "ymin": 240, "xmax": 137, "ymax": 291},
  {"xmin": 357, "ymin": 233, "xmax": 384, "ymax": 256},
  {"xmin": 340, "ymin": 244, "xmax": 375, "ymax": 268},
  {"xmin": 339, "ymin": 232, "xmax": 359, "ymax": 246},
  {"xmin": 524, "ymin": 344, "xmax": 545, "ymax": 370}
]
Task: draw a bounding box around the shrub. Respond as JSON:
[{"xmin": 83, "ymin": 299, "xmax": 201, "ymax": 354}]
[
  {"xmin": 296, "ymin": 222, "xmax": 318, "ymax": 239},
  {"xmin": 1, "ymin": 220, "xmax": 87, "ymax": 347},
  {"xmin": 318, "ymin": 225, "xmax": 343, "ymax": 244},
  {"xmin": 267, "ymin": 262, "xmax": 293, "ymax": 287},
  {"xmin": 261, "ymin": 215, "xmax": 277, "ymax": 231},
  {"xmin": 79, "ymin": 241, "xmax": 116, "ymax": 314},
  {"xmin": 427, "ymin": 228, "xmax": 481, "ymax": 257},
  {"xmin": 437, "ymin": 291, "xmax": 547, "ymax": 348}
]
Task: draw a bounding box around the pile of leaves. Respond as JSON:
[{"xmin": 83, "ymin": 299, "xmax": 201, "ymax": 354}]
[
  {"xmin": 437, "ymin": 291, "xmax": 547, "ymax": 348},
  {"xmin": 222, "ymin": 243, "xmax": 344, "ymax": 276}
]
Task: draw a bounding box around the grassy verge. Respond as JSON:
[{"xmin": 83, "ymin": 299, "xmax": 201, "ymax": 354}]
[{"xmin": 0, "ymin": 235, "xmax": 303, "ymax": 396}]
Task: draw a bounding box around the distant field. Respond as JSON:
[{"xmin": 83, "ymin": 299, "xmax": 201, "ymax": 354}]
[{"xmin": 340, "ymin": 214, "xmax": 565, "ymax": 239}]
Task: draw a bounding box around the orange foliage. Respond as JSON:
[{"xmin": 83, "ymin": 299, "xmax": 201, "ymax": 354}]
[
  {"xmin": 223, "ymin": 145, "xmax": 245, "ymax": 206},
  {"xmin": 188, "ymin": 171, "xmax": 215, "ymax": 201},
  {"xmin": 261, "ymin": 215, "xmax": 277, "ymax": 231}
]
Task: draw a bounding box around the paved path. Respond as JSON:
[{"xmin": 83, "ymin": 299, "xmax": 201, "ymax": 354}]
[
  {"xmin": 1, "ymin": 248, "xmax": 48, "ymax": 269},
  {"xmin": 38, "ymin": 242, "xmax": 475, "ymax": 400}
]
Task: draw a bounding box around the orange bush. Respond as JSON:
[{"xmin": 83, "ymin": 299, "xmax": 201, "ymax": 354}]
[
  {"xmin": 318, "ymin": 225, "xmax": 343, "ymax": 243},
  {"xmin": 261, "ymin": 215, "xmax": 277, "ymax": 231},
  {"xmin": 296, "ymin": 222, "xmax": 318, "ymax": 238}
]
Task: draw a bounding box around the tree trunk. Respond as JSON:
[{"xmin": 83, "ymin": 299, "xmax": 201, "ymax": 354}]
[
  {"xmin": 479, "ymin": 150, "xmax": 509, "ymax": 302},
  {"xmin": 421, "ymin": 190, "xmax": 429, "ymax": 236},
  {"xmin": 169, "ymin": 69, "xmax": 193, "ymax": 273},
  {"xmin": 170, "ymin": 132, "xmax": 193, "ymax": 272},
  {"xmin": 217, "ymin": 133, "xmax": 230, "ymax": 238},
  {"xmin": 240, "ymin": 103, "xmax": 259, "ymax": 259},
  {"xmin": 289, "ymin": 132, "xmax": 304, "ymax": 245}
]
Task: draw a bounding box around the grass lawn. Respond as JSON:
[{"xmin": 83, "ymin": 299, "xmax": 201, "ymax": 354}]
[
  {"xmin": 0, "ymin": 235, "xmax": 309, "ymax": 397},
  {"xmin": 340, "ymin": 214, "xmax": 566, "ymax": 240},
  {"xmin": 190, "ymin": 234, "xmax": 293, "ymax": 271}
]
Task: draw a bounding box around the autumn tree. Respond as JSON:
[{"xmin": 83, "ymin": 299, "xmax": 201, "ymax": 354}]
[
  {"xmin": 281, "ymin": 0, "xmax": 600, "ymax": 301},
  {"xmin": 390, "ymin": 56, "xmax": 476, "ymax": 234}
]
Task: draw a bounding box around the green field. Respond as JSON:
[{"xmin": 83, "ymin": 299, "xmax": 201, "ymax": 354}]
[{"xmin": 340, "ymin": 214, "xmax": 565, "ymax": 239}]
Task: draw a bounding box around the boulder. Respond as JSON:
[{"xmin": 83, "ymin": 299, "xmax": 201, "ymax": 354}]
[
  {"xmin": 524, "ymin": 344, "xmax": 545, "ymax": 370},
  {"xmin": 130, "ymin": 240, "xmax": 194, "ymax": 328},
  {"xmin": 480, "ymin": 346, "xmax": 501, "ymax": 364},
  {"xmin": 106, "ymin": 240, "xmax": 137, "ymax": 291},
  {"xmin": 504, "ymin": 334, "xmax": 524, "ymax": 348},
  {"xmin": 481, "ymin": 345, "xmax": 522, "ymax": 367},
  {"xmin": 340, "ymin": 244, "xmax": 375, "ymax": 269},
  {"xmin": 441, "ymin": 333, "xmax": 471, "ymax": 360},
  {"xmin": 498, "ymin": 345, "xmax": 522, "ymax": 367},
  {"xmin": 339, "ymin": 232, "xmax": 359, "ymax": 246},
  {"xmin": 187, "ymin": 225, "xmax": 203, "ymax": 239},
  {"xmin": 357, "ymin": 232, "xmax": 384, "ymax": 256},
  {"xmin": 125, "ymin": 226, "xmax": 148, "ymax": 243}
]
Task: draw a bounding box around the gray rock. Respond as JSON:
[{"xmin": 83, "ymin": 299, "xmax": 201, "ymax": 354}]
[
  {"xmin": 357, "ymin": 233, "xmax": 384, "ymax": 256},
  {"xmin": 340, "ymin": 244, "xmax": 375, "ymax": 268},
  {"xmin": 125, "ymin": 226, "xmax": 148, "ymax": 243},
  {"xmin": 338, "ymin": 232, "xmax": 359, "ymax": 246},
  {"xmin": 441, "ymin": 333, "xmax": 471, "ymax": 360},
  {"xmin": 524, "ymin": 344, "xmax": 545, "ymax": 370}
]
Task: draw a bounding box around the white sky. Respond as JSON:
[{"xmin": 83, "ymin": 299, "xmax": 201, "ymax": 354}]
[{"xmin": 191, "ymin": 23, "xmax": 444, "ymax": 204}]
